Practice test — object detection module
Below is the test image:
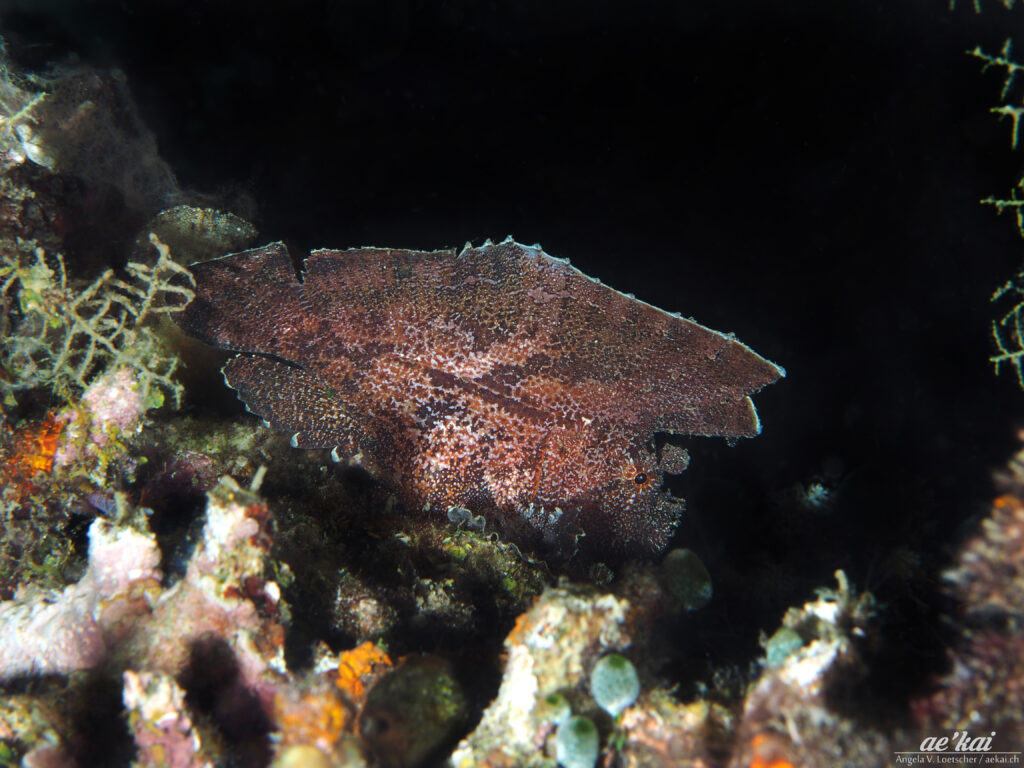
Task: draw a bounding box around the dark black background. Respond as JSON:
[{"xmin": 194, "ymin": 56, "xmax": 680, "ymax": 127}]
[{"xmin": 4, "ymin": 0, "xmax": 1024, "ymax": 696}]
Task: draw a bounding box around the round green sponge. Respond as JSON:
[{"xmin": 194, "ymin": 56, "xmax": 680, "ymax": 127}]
[
  {"xmin": 590, "ymin": 653, "xmax": 640, "ymax": 717},
  {"xmin": 554, "ymin": 715, "xmax": 600, "ymax": 768}
]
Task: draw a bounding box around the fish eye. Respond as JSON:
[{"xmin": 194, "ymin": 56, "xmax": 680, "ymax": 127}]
[{"xmin": 633, "ymin": 471, "xmax": 648, "ymax": 485}]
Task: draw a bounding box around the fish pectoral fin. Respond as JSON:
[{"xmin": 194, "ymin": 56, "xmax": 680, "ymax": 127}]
[{"xmin": 223, "ymin": 355, "xmax": 368, "ymax": 456}]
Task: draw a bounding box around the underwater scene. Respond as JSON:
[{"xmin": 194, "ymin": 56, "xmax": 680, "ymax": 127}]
[{"xmin": 0, "ymin": 1, "xmax": 1023, "ymax": 766}]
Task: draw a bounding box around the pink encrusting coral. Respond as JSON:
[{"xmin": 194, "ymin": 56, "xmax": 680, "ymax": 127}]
[
  {"xmin": 73, "ymin": 367, "xmax": 146, "ymax": 444},
  {"xmin": 0, "ymin": 366, "xmax": 172, "ymax": 599},
  {"xmin": 123, "ymin": 670, "xmax": 216, "ymax": 768},
  {"xmin": 0, "ymin": 474, "xmax": 393, "ymax": 765},
  {"xmin": 119, "ymin": 473, "xmax": 285, "ymax": 692},
  {"xmin": 0, "ymin": 516, "xmax": 160, "ymax": 678},
  {"xmin": 0, "ymin": 475, "xmax": 280, "ymax": 711},
  {"xmin": 0, "ymin": 376, "xmax": 169, "ymax": 675},
  {"xmin": 0, "ymin": 466, "xmax": 282, "ymax": 685},
  {"xmin": 52, "ymin": 367, "xmax": 149, "ymax": 480}
]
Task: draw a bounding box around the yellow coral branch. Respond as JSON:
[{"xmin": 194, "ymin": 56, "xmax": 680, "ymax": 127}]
[{"xmin": 0, "ymin": 238, "xmax": 195, "ymax": 407}]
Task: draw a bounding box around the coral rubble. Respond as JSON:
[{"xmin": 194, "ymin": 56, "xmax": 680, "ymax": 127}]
[
  {"xmin": 0, "ymin": 475, "xmax": 386, "ymax": 765},
  {"xmin": 912, "ymin": 438, "xmax": 1024, "ymax": 749},
  {"xmin": 122, "ymin": 670, "xmax": 217, "ymax": 768},
  {"xmin": 0, "ymin": 694, "xmax": 75, "ymax": 768},
  {"xmin": 447, "ymin": 569, "xmax": 900, "ymax": 768},
  {"xmin": 450, "ymin": 586, "xmax": 637, "ymax": 767},
  {"xmin": 0, "ymin": 365, "xmax": 177, "ymax": 597},
  {"xmin": 728, "ymin": 571, "xmax": 896, "ymax": 768},
  {"xmin": 0, "ymin": 44, "xmax": 178, "ymax": 210}
]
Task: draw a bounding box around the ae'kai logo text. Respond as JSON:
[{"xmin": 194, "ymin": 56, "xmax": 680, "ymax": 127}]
[{"xmin": 895, "ymin": 731, "xmax": 1021, "ymax": 765}]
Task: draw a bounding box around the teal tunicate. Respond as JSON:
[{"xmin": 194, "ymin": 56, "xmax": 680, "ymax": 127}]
[
  {"xmin": 763, "ymin": 626, "xmax": 804, "ymax": 669},
  {"xmin": 555, "ymin": 715, "xmax": 600, "ymax": 768},
  {"xmin": 541, "ymin": 692, "xmax": 572, "ymax": 725},
  {"xmin": 661, "ymin": 547, "xmax": 713, "ymax": 611},
  {"xmin": 590, "ymin": 653, "xmax": 640, "ymax": 717}
]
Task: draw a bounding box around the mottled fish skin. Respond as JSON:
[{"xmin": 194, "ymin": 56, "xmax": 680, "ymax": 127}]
[{"xmin": 177, "ymin": 238, "xmax": 784, "ymax": 556}]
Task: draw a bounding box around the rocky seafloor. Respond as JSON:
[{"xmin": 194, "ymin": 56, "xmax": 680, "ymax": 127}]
[{"xmin": 0, "ymin": 23, "xmax": 1022, "ymax": 768}]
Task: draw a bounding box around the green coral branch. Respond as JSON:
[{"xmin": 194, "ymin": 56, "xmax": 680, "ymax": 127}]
[
  {"xmin": 992, "ymin": 104, "xmax": 1024, "ymax": 150},
  {"xmin": 952, "ymin": 0, "xmax": 1018, "ymax": 11},
  {"xmin": 970, "ymin": 37, "xmax": 1024, "ymax": 390},
  {"xmin": 990, "ymin": 279, "xmax": 1024, "ymax": 388},
  {"xmin": 981, "ymin": 187, "xmax": 1024, "ymax": 237},
  {"xmin": 969, "ymin": 39, "xmax": 1024, "ymax": 104},
  {"xmin": 0, "ymin": 234, "xmax": 195, "ymax": 407}
]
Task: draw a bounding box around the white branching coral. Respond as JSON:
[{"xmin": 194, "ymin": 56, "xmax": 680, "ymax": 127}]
[{"xmin": 0, "ymin": 234, "xmax": 195, "ymax": 407}]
